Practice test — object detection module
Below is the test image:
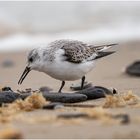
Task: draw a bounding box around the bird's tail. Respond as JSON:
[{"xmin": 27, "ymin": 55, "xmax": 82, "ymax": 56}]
[
  {"xmin": 94, "ymin": 43, "xmax": 118, "ymax": 51},
  {"xmin": 93, "ymin": 43, "xmax": 118, "ymax": 60}
]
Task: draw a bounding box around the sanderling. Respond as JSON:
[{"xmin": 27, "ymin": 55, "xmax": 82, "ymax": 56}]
[{"xmin": 18, "ymin": 39, "xmax": 117, "ymax": 92}]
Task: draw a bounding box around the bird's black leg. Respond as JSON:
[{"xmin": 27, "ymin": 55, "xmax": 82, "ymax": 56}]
[
  {"xmin": 81, "ymin": 76, "xmax": 85, "ymax": 90},
  {"xmin": 58, "ymin": 81, "xmax": 65, "ymax": 93}
]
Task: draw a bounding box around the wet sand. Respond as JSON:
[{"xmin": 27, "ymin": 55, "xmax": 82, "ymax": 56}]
[{"xmin": 0, "ymin": 41, "xmax": 140, "ymax": 138}]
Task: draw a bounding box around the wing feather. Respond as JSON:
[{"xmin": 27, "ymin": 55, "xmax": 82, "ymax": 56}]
[{"xmin": 62, "ymin": 40, "xmax": 96, "ymax": 63}]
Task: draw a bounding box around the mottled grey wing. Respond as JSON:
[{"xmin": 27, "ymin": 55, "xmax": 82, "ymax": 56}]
[{"xmin": 62, "ymin": 41, "xmax": 96, "ymax": 63}]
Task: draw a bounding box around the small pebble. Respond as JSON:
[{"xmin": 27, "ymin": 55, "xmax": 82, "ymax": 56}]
[
  {"xmin": 42, "ymin": 92, "xmax": 87, "ymax": 103},
  {"xmin": 125, "ymin": 61, "xmax": 140, "ymax": 76},
  {"xmin": 17, "ymin": 88, "xmax": 38, "ymax": 94},
  {"xmin": 1, "ymin": 60, "xmax": 14, "ymax": 68},
  {"xmin": 58, "ymin": 112, "xmax": 89, "ymax": 119},
  {"xmin": 113, "ymin": 114, "xmax": 130, "ymax": 124},
  {"xmin": 70, "ymin": 81, "xmax": 92, "ymax": 91},
  {"xmin": 75, "ymin": 86, "xmax": 117, "ymax": 100},
  {"xmin": 25, "ymin": 88, "xmax": 32, "ymax": 93},
  {"xmin": 43, "ymin": 102, "xmax": 64, "ymax": 110},
  {"xmin": 113, "ymin": 88, "xmax": 117, "ymax": 94},
  {"xmin": 2, "ymin": 87, "xmax": 13, "ymax": 92},
  {"xmin": 0, "ymin": 91, "xmax": 20, "ymax": 105},
  {"xmin": 54, "ymin": 104, "xmax": 64, "ymax": 109},
  {"xmin": 39, "ymin": 86, "xmax": 52, "ymax": 93}
]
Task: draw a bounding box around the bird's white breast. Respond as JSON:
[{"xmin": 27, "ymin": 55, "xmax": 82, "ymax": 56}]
[{"xmin": 40, "ymin": 49, "xmax": 95, "ymax": 81}]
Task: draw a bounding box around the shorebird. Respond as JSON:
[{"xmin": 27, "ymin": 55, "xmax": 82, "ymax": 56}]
[{"xmin": 18, "ymin": 39, "xmax": 117, "ymax": 92}]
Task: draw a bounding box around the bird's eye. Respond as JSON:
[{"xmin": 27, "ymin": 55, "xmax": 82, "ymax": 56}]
[{"xmin": 29, "ymin": 57, "xmax": 33, "ymax": 63}]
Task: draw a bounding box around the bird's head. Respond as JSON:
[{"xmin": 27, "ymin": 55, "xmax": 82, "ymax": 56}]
[{"xmin": 18, "ymin": 48, "xmax": 41, "ymax": 85}]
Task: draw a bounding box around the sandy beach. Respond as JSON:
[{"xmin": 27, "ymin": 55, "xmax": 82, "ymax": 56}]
[
  {"xmin": 0, "ymin": 41, "xmax": 140, "ymax": 138},
  {"xmin": 0, "ymin": 1, "xmax": 140, "ymax": 139}
]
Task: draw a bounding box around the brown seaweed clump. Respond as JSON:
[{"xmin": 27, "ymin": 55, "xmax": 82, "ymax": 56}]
[
  {"xmin": 0, "ymin": 93, "xmax": 48, "ymax": 123},
  {"xmin": 8, "ymin": 93, "xmax": 48, "ymax": 111},
  {"xmin": 103, "ymin": 91, "xmax": 140, "ymax": 108},
  {"xmin": 78, "ymin": 107, "xmax": 121, "ymax": 124},
  {"xmin": 122, "ymin": 91, "xmax": 140, "ymax": 105},
  {"xmin": 0, "ymin": 128, "xmax": 23, "ymax": 139},
  {"xmin": 103, "ymin": 95, "xmax": 126, "ymax": 108}
]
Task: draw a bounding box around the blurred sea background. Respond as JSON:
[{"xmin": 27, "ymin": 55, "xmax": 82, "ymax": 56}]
[{"xmin": 0, "ymin": 1, "xmax": 140, "ymax": 52}]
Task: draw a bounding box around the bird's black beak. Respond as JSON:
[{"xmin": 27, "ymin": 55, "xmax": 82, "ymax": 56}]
[
  {"xmin": 95, "ymin": 51, "xmax": 116, "ymax": 60},
  {"xmin": 18, "ymin": 66, "xmax": 31, "ymax": 85}
]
